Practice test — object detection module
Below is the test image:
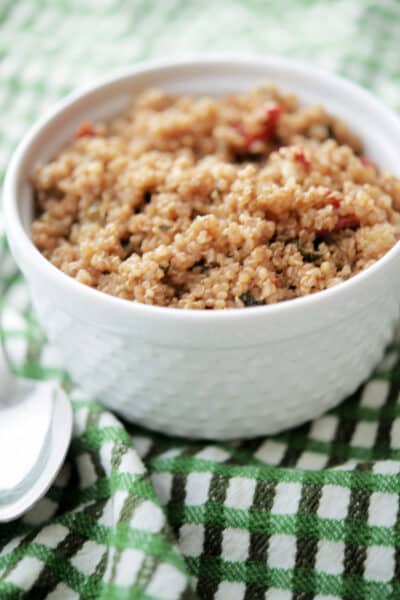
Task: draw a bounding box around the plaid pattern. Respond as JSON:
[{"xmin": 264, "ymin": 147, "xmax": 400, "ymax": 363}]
[{"xmin": 1, "ymin": 1, "xmax": 400, "ymax": 598}]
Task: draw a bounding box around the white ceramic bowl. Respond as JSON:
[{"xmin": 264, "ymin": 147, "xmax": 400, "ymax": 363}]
[{"xmin": 4, "ymin": 55, "xmax": 400, "ymax": 439}]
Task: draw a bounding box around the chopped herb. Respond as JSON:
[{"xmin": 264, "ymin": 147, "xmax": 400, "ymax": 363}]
[
  {"xmin": 239, "ymin": 293, "xmax": 265, "ymax": 306},
  {"xmin": 300, "ymin": 249, "xmax": 322, "ymax": 262},
  {"xmin": 297, "ymin": 241, "xmax": 322, "ymax": 262},
  {"xmin": 190, "ymin": 258, "xmax": 210, "ymax": 272},
  {"xmin": 159, "ymin": 224, "xmax": 170, "ymax": 231}
]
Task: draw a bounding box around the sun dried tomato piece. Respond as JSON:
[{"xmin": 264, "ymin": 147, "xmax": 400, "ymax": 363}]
[
  {"xmin": 264, "ymin": 104, "xmax": 283, "ymax": 138},
  {"xmin": 235, "ymin": 104, "xmax": 283, "ymax": 150},
  {"xmin": 335, "ymin": 215, "xmax": 360, "ymax": 230},
  {"xmin": 330, "ymin": 197, "xmax": 342, "ymax": 208},
  {"xmin": 325, "ymin": 190, "xmax": 342, "ymax": 208},
  {"xmin": 75, "ymin": 122, "xmax": 96, "ymax": 139},
  {"xmin": 233, "ymin": 123, "xmax": 258, "ymax": 147},
  {"xmin": 244, "ymin": 131, "xmax": 263, "ymax": 147},
  {"xmin": 315, "ymin": 215, "xmax": 359, "ymax": 237},
  {"xmin": 360, "ymin": 155, "xmax": 373, "ymax": 167},
  {"xmin": 293, "ymin": 146, "xmax": 311, "ymax": 170}
]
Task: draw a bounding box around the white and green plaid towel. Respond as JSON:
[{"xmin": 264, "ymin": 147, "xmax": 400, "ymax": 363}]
[{"xmin": 1, "ymin": 1, "xmax": 400, "ymax": 599}]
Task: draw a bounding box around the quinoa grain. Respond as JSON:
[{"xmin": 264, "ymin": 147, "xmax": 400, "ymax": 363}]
[{"xmin": 31, "ymin": 86, "xmax": 400, "ymax": 308}]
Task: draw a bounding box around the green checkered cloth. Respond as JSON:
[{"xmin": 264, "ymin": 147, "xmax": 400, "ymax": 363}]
[{"xmin": 1, "ymin": 1, "xmax": 400, "ymax": 598}]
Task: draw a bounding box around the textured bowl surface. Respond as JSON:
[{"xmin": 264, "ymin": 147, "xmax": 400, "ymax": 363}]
[{"xmin": 4, "ymin": 55, "xmax": 400, "ymax": 439}]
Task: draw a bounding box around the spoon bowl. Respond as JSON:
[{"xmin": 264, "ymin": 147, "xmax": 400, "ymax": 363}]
[{"xmin": 0, "ymin": 357, "xmax": 72, "ymax": 522}]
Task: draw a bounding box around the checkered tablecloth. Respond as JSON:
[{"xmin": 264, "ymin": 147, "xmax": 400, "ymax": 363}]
[{"xmin": 1, "ymin": 1, "xmax": 400, "ymax": 598}]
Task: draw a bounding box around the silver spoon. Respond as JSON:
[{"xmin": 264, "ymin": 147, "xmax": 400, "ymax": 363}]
[{"xmin": 0, "ymin": 352, "xmax": 72, "ymax": 522}]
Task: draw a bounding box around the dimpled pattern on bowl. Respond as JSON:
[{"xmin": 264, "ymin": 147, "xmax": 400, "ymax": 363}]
[{"xmin": 31, "ymin": 285, "xmax": 398, "ymax": 439}]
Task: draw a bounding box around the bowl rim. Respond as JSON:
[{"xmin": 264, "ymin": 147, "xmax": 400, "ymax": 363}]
[{"xmin": 4, "ymin": 52, "xmax": 400, "ymax": 324}]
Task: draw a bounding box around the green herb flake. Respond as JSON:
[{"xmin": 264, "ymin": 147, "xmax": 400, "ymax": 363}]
[
  {"xmin": 239, "ymin": 293, "xmax": 265, "ymax": 307},
  {"xmin": 159, "ymin": 224, "xmax": 170, "ymax": 231},
  {"xmin": 190, "ymin": 258, "xmax": 210, "ymax": 272},
  {"xmin": 297, "ymin": 241, "xmax": 322, "ymax": 263}
]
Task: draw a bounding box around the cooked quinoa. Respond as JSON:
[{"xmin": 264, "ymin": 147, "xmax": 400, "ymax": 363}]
[{"xmin": 31, "ymin": 85, "xmax": 400, "ymax": 309}]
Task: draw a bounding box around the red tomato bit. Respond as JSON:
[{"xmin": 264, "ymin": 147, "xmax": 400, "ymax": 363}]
[
  {"xmin": 335, "ymin": 215, "xmax": 360, "ymax": 231},
  {"xmin": 233, "ymin": 123, "xmax": 258, "ymax": 147},
  {"xmin": 235, "ymin": 104, "xmax": 283, "ymax": 150},
  {"xmin": 75, "ymin": 122, "xmax": 96, "ymax": 139},
  {"xmin": 360, "ymin": 155, "xmax": 373, "ymax": 167},
  {"xmin": 264, "ymin": 105, "xmax": 283, "ymax": 138},
  {"xmin": 325, "ymin": 190, "xmax": 342, "ymax": 209},
  {"xmin": 293, "ymin": 146, "xmax": 311, "ymax": 170}
]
